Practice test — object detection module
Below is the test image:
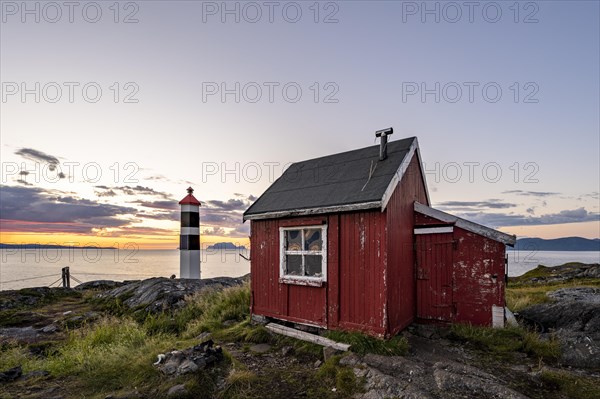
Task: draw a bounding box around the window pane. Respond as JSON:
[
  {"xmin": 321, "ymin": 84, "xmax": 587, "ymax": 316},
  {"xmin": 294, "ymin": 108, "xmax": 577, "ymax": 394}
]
[
  {"xmin": 285, "ymin": 255, "xmax": 302, "ymax": 276},
  {"xmin": 285, "ymin": 230, "xmax": 302, "ymax": 251},
  {"xmin": 305, "ymin": 255, "xmax": 322, "ymax": 277},
  {"xmin": 304, "ymin": 229, "xmax": 322, "ymax": 251}
]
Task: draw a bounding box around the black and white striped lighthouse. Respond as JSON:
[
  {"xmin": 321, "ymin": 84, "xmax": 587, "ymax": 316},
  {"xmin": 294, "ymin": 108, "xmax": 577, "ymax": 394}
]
[{"xmin": 179, "ymin": 187, "xmax": 201, "ymax": 279}]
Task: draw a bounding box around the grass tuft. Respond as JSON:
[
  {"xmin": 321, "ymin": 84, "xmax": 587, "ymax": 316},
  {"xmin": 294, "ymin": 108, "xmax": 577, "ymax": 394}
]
[
  {"xmin": 316, "ymin": 355, "xmax": 364, "ymax": 396},
  {"xmin": 449, "ymin": 323, "xmax": 560, "ymax": 361},
  {"xmin": 325, "ymin": 331, "xmax": 409, "ymax": 356},
  {"xmin": 540, "ymin": 370, "xmax": 600, "ymax": 399}
]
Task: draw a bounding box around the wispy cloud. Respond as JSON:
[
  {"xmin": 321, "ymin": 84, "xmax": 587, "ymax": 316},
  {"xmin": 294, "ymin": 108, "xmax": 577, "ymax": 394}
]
[
  {"xmin": 502, "ymin": 190, "xmax": 560, "ymax": 197},
  {"xmin": 436, "ymin": 199, "xmax": 516, "ymax": 209},
  {"xmin": 0, "ymin": 185, "xmax": 136, "ymax": 234},
  {"xmin": 15, "ymin": 148, "xmax": 60, "ymax": 169},
  {"xmin": 455, "ymin": 207, "xmax": 599, "ymax": 228}
]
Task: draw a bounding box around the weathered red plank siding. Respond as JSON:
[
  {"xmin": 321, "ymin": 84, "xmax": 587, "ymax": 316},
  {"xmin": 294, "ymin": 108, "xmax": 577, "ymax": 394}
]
[
  {"xmin": 415, "ymin": 233, "xmax": 454, "ymax": 321},
  {"xmin": 385, "ymin": 154, "xmax": 429, "ymax": 335},
  {"xmin": 452, "ymin": 228, "xmax": 505, "ymax": 326},
  {"xmin": 250, "ymin": 219, "xmax": 283, "ymax": 317},
  {"xmin": 337, "ymin": 210, "xmax": 387, "ymax": 336},
  {"xmin": 414, "ymin": 216, "xmax": 507, "ymax": 327},
  {"xmin": 250, "ymin": 216, "xmax": 330, "ymax": 327}
]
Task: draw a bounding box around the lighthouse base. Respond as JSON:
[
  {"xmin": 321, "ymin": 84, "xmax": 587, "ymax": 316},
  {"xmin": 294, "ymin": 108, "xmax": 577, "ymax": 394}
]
[{"xmin": 180, "ymin": 250, "xmax": 201, "ymax": 279}]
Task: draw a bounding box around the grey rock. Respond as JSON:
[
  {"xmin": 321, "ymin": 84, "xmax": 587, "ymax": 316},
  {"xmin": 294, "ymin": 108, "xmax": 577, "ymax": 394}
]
[
  {"xmin": 250, "ymin": 343, "xmax": 271, "ymax": 353},
  {"xmin": 75, "ymin": 280, "xmax": 126, "ymax": 290},
  {"xmin": 0, "ymin": 326, "xmax": 39, "ymax": 342},
  {"xmin": 22, "ymin": 370, "xmax": 50, "ymax": 380},
  {"xmin": 281, "ymin": 346, "xmax": 293, "ymax": 356},
  {"xmin": 0, "ymin": 365, "xmax": 22, "ymax": 382},
  {"xmin": 433, "ymin": 361, "xmax": 528, "ymax": 399},
  {"xmin": 96, "ymin": 275, "xmax": 250, "ymax": 314},
  {"xmin": 519, "ymin": 287, "xmax": 600, "ymax": 368},
  {"xmin": 196, "ymin": 332, "xmax": 212, "ymax": 342},
  {"xmin": 323, "ymin": 346, "xmax": 342, "ymax": 361},
  {"xmin": 167, "ymin": 384, "xmax": 187, "ymax": 397},
  {"xmin": 155, "ymin": 340, "xmax": 223, "ymax": 378},
  {"xmin": 0, "ymin": 287, "xmax": 75, "ymax": 311},
  {"xmin": 177, "ymin": 359, "xmax": 199, "ymax": 374},
  {"xmin": 342, "ymin": 354, "xmax": 529, "ymax": 399},
  {"xmin": 41, "ymin": 324, "xmax": 59, "ymax": 334}
]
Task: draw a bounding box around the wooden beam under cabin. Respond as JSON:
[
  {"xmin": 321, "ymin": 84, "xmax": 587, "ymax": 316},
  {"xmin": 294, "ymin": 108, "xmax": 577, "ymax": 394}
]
[{"xmin": 265, "ymin": 323, "xmax": 351, "ymax": 351}]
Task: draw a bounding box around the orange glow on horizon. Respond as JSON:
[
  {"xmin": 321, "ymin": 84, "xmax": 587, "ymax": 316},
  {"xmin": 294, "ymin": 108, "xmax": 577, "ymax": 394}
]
[{"xmin": 0, "ymin": 232, "xmax": 249, "ymax": 250}]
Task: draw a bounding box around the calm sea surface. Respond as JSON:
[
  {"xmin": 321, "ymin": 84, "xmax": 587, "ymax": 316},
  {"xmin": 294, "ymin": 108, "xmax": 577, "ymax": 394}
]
[
  {"xmin": 1, "ymin": 248, "xmax": 249, "ymax": 291},
  {"xmin": 1, "ymin": 248, "xmax": 598, "ymax": 291}
]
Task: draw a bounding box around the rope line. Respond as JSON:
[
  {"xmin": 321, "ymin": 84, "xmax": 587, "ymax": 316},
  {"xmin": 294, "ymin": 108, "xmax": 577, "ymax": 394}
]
[
  {"xmin": 47, "ymin": 276, "xmax": 63, "ymax": 288},
  {"xmin": 1, "ymin": 273, "xmax": 60, "ymax": 284}
]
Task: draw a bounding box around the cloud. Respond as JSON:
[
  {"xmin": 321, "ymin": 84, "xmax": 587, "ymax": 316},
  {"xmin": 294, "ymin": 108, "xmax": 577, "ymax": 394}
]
[
  {"xmin": 0, "ymin": 185, "xmax": 136, "ymax": 234},
  {"xmin": 436, "ymin": 200, "xmax": 516, "ymax": 209},
  {"xmin": 15, "ymin": 148, "xmax": 60, "ymax": 170},
  {"xmin": 226, "ymin": 224, "xmax": 250, "ymax": 238},
  {"xmin": 502, "ymin": 190, "xmax": 560, "ymax": 197},
  {"xmin": 115, "ymin": 185, "xmax": 173, "ymax": 199},
  {"xmin": 202, "ymin": 226, "xmax": 226, "ymax": 236},
  {"xmin": 134, "ymin": 200, "xmax": 178, "ymax": 210},
  {"xmin": 136, "ymin": 210, "xmax": 178, "ymax": 221},
  {"xmin": 205, "ymin": 199, "xmax": 247, "ymax": 212},
  {"xmin": 96, "ymin": 189, "xmax": 117, "ymax": 197},
  {"xmin": 454, "ymin": 207, "xmax": 599, "ymax": 228}
]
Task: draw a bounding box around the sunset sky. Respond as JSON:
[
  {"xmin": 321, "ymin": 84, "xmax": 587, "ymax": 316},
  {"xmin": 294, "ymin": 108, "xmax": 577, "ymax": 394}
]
[{"xmin": 1, "ymin": 1, "xmax": 598, "ymax": 249}]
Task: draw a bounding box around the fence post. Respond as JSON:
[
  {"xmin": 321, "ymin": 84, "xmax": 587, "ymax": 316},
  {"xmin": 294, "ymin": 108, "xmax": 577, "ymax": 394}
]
[{"xmin": 62, "ymin": 267, "xmax": 70, "ymax": 288}]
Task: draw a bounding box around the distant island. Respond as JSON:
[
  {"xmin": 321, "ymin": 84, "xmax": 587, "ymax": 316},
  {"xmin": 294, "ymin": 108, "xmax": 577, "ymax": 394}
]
[
  {"xmin": 510, "ymin": 237, "xmax": 600, "ymax": 251},
  {"xmin": 206, "ymin": 242, "xmax": 247, "ymax": 250},
  {"xmin": 0, "ymin": 243, "xmax": 117, "ymax": 250}
]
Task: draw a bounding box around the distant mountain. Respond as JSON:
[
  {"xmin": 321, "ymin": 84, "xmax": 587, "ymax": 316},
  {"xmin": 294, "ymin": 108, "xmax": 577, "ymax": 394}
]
[
  {"xmin": 206, "ymin": 242, "xmax": 246, "ymax": 250},
  {"xmin": 511, "ymin": 237, "xmax": 600, "ymax": 251},
  {"xmin": 0, "ymin": 243, "xmax": 116, "ymax": 249}
]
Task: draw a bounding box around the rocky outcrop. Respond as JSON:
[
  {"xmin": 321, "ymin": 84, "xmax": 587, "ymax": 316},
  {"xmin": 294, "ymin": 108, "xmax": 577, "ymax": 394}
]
[
  {"xmin": 0, "ymin": 287, "xmax": 77, "ymax": 311},
  {"xmin": 154, "ymin": 340, "xmax": 223, "ymax": 377},
  {"xmin": 95, "ymin": 275, "xmax": 250, "ymax": 314},
  {"xmin": 519, "ymin": 287, "xmax": 600, "ymax": 368},
  {"xmin": 510, "ymin": 263, "xmax": 600, "ymax": 285},
  {"xmin": 75, "ymin": 280, "xmax": 128, "ymax": 290},
  {"xmin": 339, "ymin": 353, "xmax": 529, "ymax": 399}
]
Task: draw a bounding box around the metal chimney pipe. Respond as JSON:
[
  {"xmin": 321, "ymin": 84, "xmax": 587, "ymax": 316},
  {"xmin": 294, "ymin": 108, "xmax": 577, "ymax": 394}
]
[{"xmin": 375, "ymin": 127, "xmax": 393, "ymax": 160}]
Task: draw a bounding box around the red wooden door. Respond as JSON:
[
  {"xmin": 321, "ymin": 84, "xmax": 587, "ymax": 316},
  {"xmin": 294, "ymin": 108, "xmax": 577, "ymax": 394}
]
[{"xmin": 416, "ymin": 233, "xmax": 454, "ymax": 322}]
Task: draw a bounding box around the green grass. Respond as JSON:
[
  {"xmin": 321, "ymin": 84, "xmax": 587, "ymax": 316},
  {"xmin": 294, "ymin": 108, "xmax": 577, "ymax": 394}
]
[
  {"xmin": 0, "ymin": 317, "xmax": 175, "ymax": 392},
  {"xmin": 184, "ymin": 283, "xmax": 251, "ymax": 338},
  {"xmin": 506, "ymin": 279, "xmax": 600, "ymax": 312},
  {"xmin": 449, "ymin": 323, "xmax": 560, "ymax": 361},
  {"xmin": 325, "ymin": 330, "xmax": 409, "ymax": 356},
  {"xmin": 540, "ymin": 370, "xmax": 600, "ymax": 399}
]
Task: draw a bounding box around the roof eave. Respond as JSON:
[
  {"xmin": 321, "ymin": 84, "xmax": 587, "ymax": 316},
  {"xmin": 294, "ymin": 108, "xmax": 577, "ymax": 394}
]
[
  {"xmin": 380, "ymin": 137, "xmax": 430, "ymax": 211},
  {"xmin": 243, "ymin": 201, "xmax": 382, "ymax": 221},
  {"xmin": 414, "ymin": 202, "xmax": 517, "ymax": 246}
]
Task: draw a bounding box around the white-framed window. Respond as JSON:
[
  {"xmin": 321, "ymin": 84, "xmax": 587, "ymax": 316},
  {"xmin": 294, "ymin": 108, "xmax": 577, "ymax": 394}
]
[{"xmin": 279, "ymin": 225, "xmax": 327, "ymax": 286}]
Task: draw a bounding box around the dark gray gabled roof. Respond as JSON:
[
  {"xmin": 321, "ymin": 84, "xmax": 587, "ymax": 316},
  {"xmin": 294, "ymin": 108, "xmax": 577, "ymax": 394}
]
[{"xmin": 244, "ymin": 137, "xmax": 423, "ymax": 220}]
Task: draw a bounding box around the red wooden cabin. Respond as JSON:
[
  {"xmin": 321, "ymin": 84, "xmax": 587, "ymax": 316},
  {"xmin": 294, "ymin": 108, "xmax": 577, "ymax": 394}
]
[{"xmin": 243, "ymin": 132, "xmax": 515, "ymax": 337}]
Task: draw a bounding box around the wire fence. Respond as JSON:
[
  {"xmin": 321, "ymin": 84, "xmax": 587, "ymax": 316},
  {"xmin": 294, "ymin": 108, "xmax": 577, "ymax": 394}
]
[{"xmin": 1, "ymin": 268, "xmax": 168, "ymax": 289}]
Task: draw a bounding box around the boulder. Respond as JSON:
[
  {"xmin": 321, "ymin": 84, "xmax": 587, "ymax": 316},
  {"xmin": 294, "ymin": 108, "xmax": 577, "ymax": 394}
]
[
  {"xmin": 154, "ymin": 340, "xmax": 223, "ymax": 377},
  {"xmin": 96, "ymin": 275, "xmax": 249, "ymax": 314},
  {"xmin": 0, "ymin": 366, "xmax": 22, "ymax": 383},
  {"xmin": 519, "ymin": 287, "xmax": 600, "ymax": 368},
  {"xmin": 339, "ymin": 354, "xmax": 528, "ymax": 399}
]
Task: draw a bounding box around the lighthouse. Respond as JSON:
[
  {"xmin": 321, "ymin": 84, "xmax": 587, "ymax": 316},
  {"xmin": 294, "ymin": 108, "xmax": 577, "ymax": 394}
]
[{"xmin": 179, "ymin": 187, "xmax": 201, "ymax": 279}]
